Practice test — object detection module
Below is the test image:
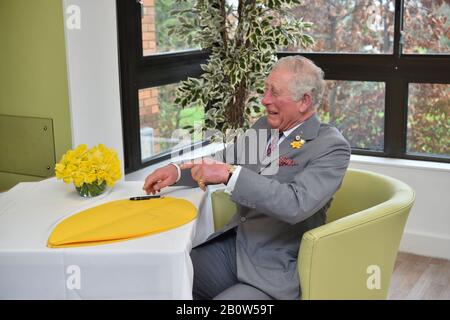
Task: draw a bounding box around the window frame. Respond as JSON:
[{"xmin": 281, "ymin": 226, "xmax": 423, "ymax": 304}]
[
  {"xmin": 117, "ymin": 0, "xmax": 450, "ymax": 174},
  {"xmin": 117, "ymin": 0, "xmax": 209, "ymax": 173}
]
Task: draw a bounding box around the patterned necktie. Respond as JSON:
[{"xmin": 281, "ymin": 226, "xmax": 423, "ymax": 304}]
[{"xmin": 266, "ymin": 131, "xmax": 283, "ymax": 156}]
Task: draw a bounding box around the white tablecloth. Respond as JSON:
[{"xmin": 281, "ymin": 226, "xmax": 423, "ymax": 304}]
[{"xmin": 0, "ymin": 178, "xmax": 216, "ymax": 299}]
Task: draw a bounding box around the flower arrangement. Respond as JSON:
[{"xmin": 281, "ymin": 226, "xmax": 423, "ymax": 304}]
[{"xmin": 55, "ymin": 144, "xmax": 122, "ymax": 197}]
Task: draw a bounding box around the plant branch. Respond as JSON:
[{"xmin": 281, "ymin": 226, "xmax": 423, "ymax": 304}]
[{"xmin": 220, "ymin": 0, "xmax": 227, "ymax": 52}]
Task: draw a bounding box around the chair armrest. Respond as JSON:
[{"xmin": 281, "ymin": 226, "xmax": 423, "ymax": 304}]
[{"xmin": 211, "ymin": 190, "xmax": 237, "ymax": 231}]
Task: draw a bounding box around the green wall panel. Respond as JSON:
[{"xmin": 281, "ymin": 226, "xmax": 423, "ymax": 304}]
[
  {"xmin": 0, "ymin": 115, "xmax": 55, "ymax": 177},
  {"xmin": 0, "ymin": 0, "xmax": 72, "ymax": 190}
]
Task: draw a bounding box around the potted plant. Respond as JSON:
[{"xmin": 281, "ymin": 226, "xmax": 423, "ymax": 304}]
[{"xmin": 170, "ymin": 0, "xmax": 314, "ymax": 138}]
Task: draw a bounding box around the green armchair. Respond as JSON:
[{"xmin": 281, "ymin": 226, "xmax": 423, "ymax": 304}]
[{"xmin": 210, "ymin": 168, "xmax": 415, "ymax": 300}]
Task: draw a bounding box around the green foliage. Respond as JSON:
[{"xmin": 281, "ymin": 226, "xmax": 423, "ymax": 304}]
[
  {"xmin": 170, "ymin": 0, "xmax": 313, "ymax": 133},
  {"xmin": 318, "ymin": 81, "xmax": 449, "ymax": 157},
  {"xmin": 155, "ymin": 84, "xmax": 204, "ymax": 152},
  {"xmin": 156, "ymin": 0, "xmax": 199, "ymax": 52},
  {"xmin": 318, "ymin": 81, "xmax": 385, "ymax": 151},
  {"xmin": 406, "ymin": 84, "xmax": 449, "ymax": 156}
]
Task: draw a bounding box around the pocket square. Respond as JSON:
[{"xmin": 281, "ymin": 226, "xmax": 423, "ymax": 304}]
[{"xmin": 279, "ymin": 157, "xmax": 298, "ymax": 166}]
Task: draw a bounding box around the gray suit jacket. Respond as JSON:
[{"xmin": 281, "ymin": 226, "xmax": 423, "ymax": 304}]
[{"xmin": 177, "ymin": 114, "xmax": 351, "ymax": 299}]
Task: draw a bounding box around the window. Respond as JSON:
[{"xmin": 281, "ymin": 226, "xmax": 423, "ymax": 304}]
[
  {"xmin": 141, "ymin": 0, "xmax": 199, "ymax": 55},
  {"xmin": 407, "ymin": 83, "xmax": 449, "ymax": 157},
  {"xmin": 117, "ymin": 0, "xmax": 208, "ymax": 173},
  {"xmin": 282, "ymin": 0, "xmax": 395, "ymax": 54},
  {"xmin": 318, "ymin": 81, "xmax": 385, "ymax": 151},
  {"xmin": 139, "ymin": 84, "xmax": 204, "ymax": 161},
  {"xmin": 403, "ymin": 0, "xmax": 450, "ymax": 54},
  {"xmin": 118, "ymin": 0, "xmax": 450, "ymax": 174},
  {"xmin": 282, "ymin": 0, "xmax": 450, "ymax": 162}
]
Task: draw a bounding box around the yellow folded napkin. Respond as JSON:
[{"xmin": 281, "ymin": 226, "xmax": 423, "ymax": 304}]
[{"xmin": 47, "ymin": 197, "xmax": 197, "ymax": 248}]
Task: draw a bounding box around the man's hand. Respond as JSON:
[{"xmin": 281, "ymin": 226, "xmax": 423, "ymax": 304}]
[
  {"xmin": 181, "ymin": 160, "xmax": 230, "ymax": 191},
  {"xmin": 142, "ymin": 164, "xmax": 178, "ymax": 195}
]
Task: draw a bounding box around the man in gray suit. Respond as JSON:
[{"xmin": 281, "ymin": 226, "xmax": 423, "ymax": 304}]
[{"xmin": 143, "ymin": 55, "xmax": 351, "ymax": 300}]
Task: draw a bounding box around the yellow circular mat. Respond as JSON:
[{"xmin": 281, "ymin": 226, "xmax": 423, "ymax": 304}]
[{"xmin": 47, "ymin": 197, "xmax": 197, "ymax": 248}]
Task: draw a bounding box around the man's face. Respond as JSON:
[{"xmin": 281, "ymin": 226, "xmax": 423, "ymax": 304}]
[{"xmin": 261, "ymin": 67, "xmax": 305, "ymax": 131}]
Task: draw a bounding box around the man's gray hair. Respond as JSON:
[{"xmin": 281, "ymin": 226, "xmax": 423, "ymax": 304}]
[{"xmin": 272, "ymin": 55, "xmax": 325, "ymax": 108}]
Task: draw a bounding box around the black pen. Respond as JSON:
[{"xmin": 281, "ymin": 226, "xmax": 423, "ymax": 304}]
[{"xmin": 129, "ymin": 195, "xmax": 162, "ymax": 200}]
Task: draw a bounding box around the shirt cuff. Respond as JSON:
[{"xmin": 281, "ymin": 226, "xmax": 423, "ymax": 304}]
[
  {"xmin": 224, "ymin": 165, "xmax": 242, "ymax": 195},
  {"xmin": 169, "ymin": 163, "xmax": 181, "ymax": 182}
]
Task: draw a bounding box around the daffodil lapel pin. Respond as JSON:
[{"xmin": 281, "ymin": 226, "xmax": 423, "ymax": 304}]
[{"xmin": 290, "ymin": 135, "xmax": 305, "ymax": 149}]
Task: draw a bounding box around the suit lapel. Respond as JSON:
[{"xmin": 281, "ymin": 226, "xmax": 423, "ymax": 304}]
[{"xmin": 258, "ymin": 114, "xmax": 321, "ymax": 174}]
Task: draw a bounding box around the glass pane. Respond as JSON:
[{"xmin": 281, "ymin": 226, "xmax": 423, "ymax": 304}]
[
  {"xmin": 141, "ymin": 0, "xmax": 199, "ymax": 56},
  {"xmin": 281, "ymin": 0, "xmax": 395, "ymax": 54},
  {"xmin": 407, "ymin": 83, "xmax": 450, "ymax": 157},
  {"xmin": 318, "ymin": 80, "xmax": 385, "ymax": 151},
  {"xmin": 403, "ymin": 0, "xmax": 450, "ymax": 54},
  {"xmin": 139, "ymin": 83, "xmax": 204, "ymax": 161}
]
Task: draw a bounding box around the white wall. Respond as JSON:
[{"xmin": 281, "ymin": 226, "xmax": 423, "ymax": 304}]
[
  {"xmin": 62, "ymin": 0, "xmax": 124, "ymax": 177},
  {"xmin": 350, "ymin": 156, "xmax": 450, "ymax": 260},
  {"xmin": 62, "ymin": 0, "xmax": 450, "ymax": 260}
]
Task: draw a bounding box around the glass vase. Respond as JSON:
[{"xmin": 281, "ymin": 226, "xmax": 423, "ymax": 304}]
[{"xmin": 75, "ymin": 181, "xmax": 107, "ymax": 198}]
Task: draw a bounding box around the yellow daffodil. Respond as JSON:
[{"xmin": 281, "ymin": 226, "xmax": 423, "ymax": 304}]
[
  {"xmin": 55, "ymin": 144, "xmax": 122, "ymax": 189},
  {"xmin": 290, "ymin": 140, "xmax": 305, "ymax": 149}
]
